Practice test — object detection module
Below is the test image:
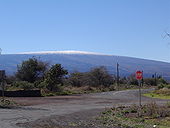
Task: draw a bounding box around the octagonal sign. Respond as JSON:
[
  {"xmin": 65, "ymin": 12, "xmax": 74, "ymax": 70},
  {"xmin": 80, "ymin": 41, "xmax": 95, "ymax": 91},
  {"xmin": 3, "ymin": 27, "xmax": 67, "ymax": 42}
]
[{"xmin": 136, "ymin": 70, "xmax": 143, "ymax": 80}]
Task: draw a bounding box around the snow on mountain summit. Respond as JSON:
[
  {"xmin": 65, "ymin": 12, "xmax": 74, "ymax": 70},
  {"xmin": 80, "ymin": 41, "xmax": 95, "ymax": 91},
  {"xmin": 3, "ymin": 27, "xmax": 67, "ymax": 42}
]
[{"xmin": 18, "ymin": 50, "xmax": 109, "ymax": 55}]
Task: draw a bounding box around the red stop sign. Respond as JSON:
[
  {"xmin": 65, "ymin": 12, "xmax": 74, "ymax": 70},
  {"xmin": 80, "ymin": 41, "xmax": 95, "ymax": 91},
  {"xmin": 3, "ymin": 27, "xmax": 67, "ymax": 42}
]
[{"xmin": 136, "ymin": 71, "xmax": 143, "ymax": 80}]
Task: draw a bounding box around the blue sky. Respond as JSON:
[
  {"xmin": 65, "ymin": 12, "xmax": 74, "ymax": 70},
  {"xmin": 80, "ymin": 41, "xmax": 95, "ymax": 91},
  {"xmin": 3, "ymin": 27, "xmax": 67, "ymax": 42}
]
[{"xmin": 0, "ymin": 0, "xmax": 170, "ymax": 62}]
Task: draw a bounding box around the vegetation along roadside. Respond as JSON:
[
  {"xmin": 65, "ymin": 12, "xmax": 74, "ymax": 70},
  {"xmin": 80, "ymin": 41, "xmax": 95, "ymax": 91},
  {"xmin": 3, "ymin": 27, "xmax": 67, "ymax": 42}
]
[
  {"xmin": 98, "ymin": 102, "xmax": 170, "ymax": 128},
  {"xmin": 2, "ymin": 57, "xmax": 169, "ymax": 97},
  {"xmin": 144, "ymin": 84, "xmax": 170, "ymax": 100}
]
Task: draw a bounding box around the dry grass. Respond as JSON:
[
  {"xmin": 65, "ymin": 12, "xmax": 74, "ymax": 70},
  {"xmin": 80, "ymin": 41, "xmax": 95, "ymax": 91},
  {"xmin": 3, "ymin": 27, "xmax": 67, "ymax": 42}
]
[
  {"xmin": 64, "ymin": 85, "xmax": 102, "ymax": 94},
  {"xmin": 155, "ymin": 88, "xmax": 170, "ymax": 96},
  {"xmin": 99, "ymin": 102, "xmax": 170, "ymax": 128},
  {"xmin": 144, "ymin": 88, "xmax": 170, "ymax": 100}
]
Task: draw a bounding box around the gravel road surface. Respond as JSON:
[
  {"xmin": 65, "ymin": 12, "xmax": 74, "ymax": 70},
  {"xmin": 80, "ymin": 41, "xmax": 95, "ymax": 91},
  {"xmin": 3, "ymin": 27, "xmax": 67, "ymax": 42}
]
[{"xmin": 0, "ymin": 89, "xmax": 169, "ymax": 128}]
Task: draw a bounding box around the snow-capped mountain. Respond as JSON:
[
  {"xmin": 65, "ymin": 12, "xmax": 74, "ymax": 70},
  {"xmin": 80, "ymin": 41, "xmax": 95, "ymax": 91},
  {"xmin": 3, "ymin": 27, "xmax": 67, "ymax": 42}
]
[
  {"xmin": 17, "ymin": 50, "xmax": 108, "ymax": 55},
  {"xmin": 0, "ymin": 51, "xmax": 170, "ymax": 80}
]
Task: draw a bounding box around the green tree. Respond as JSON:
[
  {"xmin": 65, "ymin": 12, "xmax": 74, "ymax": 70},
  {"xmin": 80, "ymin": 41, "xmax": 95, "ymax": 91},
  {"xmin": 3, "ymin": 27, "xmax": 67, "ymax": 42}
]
[
  {"xmin": 68, "ymin": 72, "xmax": 85, "ymax": 87},
  {"xmin": 45, "ymin": 64, "xmax": 68, "ymax": 91},
  {"xmin": 88, "ymin": 66, "xmax": 113, "ymax": 87},
  {"xmin": 16, "ymin": 58, "xmax": 48, "ymax": 83}
]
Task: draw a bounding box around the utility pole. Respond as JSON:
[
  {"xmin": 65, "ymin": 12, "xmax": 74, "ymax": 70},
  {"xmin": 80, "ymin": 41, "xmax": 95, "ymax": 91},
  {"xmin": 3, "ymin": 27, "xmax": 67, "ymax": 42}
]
[
  {"xmin": 154, "ymin": 72, "xmax": 157, "ymax": 86},
  {"xmin": 116, "ymin": 63, "xmax": 119, "ymax": 90}
]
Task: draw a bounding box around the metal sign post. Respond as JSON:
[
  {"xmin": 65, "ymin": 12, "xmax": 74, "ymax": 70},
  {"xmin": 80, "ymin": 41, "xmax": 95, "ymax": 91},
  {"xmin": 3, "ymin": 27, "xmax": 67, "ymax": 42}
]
[
  {"xmin": 136, "ymin": 70, "xmax": 143, "ymax": 107},
  {"xmin": 138, "ymin": 80, "xmax": 142, "ymax": 106}
]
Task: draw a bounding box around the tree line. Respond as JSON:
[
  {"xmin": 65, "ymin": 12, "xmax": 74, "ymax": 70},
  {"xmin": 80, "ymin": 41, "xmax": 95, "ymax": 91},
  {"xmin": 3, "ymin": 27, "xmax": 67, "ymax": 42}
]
[{"xmin": 5, "ymin": 57, "xmax": 168, "ymax": 93}]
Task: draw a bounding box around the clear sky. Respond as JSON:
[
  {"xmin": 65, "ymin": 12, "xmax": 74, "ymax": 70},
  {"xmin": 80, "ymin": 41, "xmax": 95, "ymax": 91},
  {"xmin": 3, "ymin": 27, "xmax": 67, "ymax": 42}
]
[{"xmin": 0, "ymin": 0, "xmax": 170, "ymax": 62}]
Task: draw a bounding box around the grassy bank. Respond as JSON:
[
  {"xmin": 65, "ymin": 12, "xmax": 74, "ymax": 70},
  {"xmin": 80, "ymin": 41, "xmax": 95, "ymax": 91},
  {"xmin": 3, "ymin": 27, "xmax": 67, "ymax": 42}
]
[
  {"xmin": 144, "ymin": 88, "xmax": 170, "ymax": 100},
  {"xmin": 98, "ymin": 103, "xmax": 170, "ymax": 128},
  {"xmin": 144, "ymin": 93, "xmax": 170, "ymax": 99}
]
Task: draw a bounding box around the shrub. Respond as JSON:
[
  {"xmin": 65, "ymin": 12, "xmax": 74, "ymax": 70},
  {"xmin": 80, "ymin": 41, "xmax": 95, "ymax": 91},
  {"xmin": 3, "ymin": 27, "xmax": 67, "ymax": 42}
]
[
  {"xmin": 68, "ymin": 72, "xmax": 86, "ymax": 87},
  {"xmin": 166, "ymin": 84, "xmax": 170, "ymax": 89},
  {"xmin": 155, "ymin": 88, "xmax": 170, "ymax": 96},
  {"xmin": 127, "ymin": 74, "xmax": 138, "ymax": 85},
  {"xmin": 158, "ymin": 78, "xmax": 168, "ymax": 85},
  {"xmin": 158, "ymin": 84, "xmax": 170, "ymax": 89},
  {"xmin": 142, "ymin": 102, "xmax": 170, "ymax": 118},
  {"xmin": 68, "ymin": 67, "xmax": 114, "ymax": 87},
  {"xmin": 158, "ymin": 83, "xmax": 166, "ymax": 89},
  {"xmin": 36, "ymin": 81, "xmax": 47, "ymax": 89},
  {"xmin": 12, "ymin": 81, "xmax": 35, "ymax": 90},
  {"xmin": 88, "ymin": 66, "xmax": 113, "ymax": 87},
  {"xmin": 144, "ymin": 78, "xmax": 155, "ymax": 86},
  {"xmin": 109, "ymin": 85, "xmax": 116, "ymax": 91}
]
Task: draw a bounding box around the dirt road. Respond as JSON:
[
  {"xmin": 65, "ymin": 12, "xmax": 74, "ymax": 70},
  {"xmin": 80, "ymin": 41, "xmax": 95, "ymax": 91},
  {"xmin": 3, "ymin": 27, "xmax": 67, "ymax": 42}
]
[{"xmin": 0, "ymin": 89, "xmax": 169, "ymax": 128}]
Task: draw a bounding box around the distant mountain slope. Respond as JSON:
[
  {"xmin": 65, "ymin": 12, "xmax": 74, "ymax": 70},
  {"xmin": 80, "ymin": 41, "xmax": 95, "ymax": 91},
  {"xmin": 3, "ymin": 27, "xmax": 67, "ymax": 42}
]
[{"xmin": 0, "ymin": 51, "xmax": 170, "ymax": 79}]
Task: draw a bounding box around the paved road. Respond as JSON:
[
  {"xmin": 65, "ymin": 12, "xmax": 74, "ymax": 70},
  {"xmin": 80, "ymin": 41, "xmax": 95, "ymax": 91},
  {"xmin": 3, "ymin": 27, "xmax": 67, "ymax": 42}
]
[{"xmin": 0, "ymin": 89, "xmax": 169, "ymax": 128}]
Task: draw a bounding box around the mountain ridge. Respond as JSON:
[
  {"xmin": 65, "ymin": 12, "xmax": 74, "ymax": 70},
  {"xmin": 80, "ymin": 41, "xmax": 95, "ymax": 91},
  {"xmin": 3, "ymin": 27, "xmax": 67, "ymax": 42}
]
[
  {"xmin": 3, "ymin": 50, "xmax": 170, "ymax": 64},
  {"xmin": 0, "ymin": 51, "xmax": 170, "ymax": 80}
]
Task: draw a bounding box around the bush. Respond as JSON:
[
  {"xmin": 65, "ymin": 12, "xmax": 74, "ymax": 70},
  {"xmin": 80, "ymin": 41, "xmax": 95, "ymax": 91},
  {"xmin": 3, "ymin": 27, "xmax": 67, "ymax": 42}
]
[
  {"xmin": 36, "ymin": 81, "xmax": 47, "ymax": 89},
  {"xmin": 88, "ymin": 66, "xmax": 113, "ymax": 87},
  {"xmin": 142, "ymin": 102, "xmax": 170, "ymax": 118},
  {"xmin": 158, "ymin": 84, "xmax": 170, "ymax": 90},
  {"xmin": 68, "ymin": 72, "xmax": 86, "ymax": 87},
  {"xmin": 67, "ymin": 67, "xmax": 114, "ymax": 87},
  {"xmin": 12, "ymin": 81, "xmax": 35, "ymax": 90},
  {"xmin": 158, "ymin": 83, "xmax": 166, "ymax": 89},
  {"xmin": 166, "ymin": 84, "xmax": 170, "ymax": 89},
  {"xmin": 109, "ymin": 85, "xmax": 116, "ymax": 91},
  {"xmin": 155, "ymin": 88, "xmax": 170, "ymax": 96},
  {"xmin": 158, "ymin": 78, "xmax": 168, "ymax": 85},
  {"xmin": 127, "ymin": 74, "xmax": 138, "ymax": 85},
  {"xmin": 144, "ymin": 78, "xmax": 155, "ymax": 86}
]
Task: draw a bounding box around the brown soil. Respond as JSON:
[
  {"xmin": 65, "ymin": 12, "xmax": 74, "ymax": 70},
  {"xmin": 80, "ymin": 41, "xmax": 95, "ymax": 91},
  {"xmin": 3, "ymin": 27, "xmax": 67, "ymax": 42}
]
[{"xmin": 8, "ymin": 95, "xmax": 85, "ymax": 106}]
